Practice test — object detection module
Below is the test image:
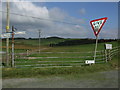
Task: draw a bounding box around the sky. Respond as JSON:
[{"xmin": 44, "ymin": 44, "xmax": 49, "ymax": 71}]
[{"xmin": 2, "ymin": 1, "xmax": 118, "ymax": 39}]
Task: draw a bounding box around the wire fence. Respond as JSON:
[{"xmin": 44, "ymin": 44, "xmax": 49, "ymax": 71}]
[
  {"xmin": 2, "ymin": 46, "xmax": 119, "ymax": 68},
  {"xmin": 104, "ymin": 46, "xmax": 119, "ymax": 62},
  {"xmin": 13, "ymin": 46, "xmax": 119, "ymax": 68}
]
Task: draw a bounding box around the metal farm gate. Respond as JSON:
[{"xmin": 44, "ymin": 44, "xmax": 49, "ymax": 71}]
[{"xmin": 12, "ymin": 46, "xmax": 119, "ymax": 68}]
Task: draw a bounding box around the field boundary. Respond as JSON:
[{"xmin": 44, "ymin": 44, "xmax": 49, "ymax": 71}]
[
  {"xmin": 12, "ymin": 46, "xmax": 119, "ymax": 68},
  {"xmin": 2, "ymin": 46, "xmax": 119, "ymax": 68}
]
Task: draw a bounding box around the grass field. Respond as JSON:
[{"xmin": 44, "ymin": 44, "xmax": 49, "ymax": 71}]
[
  {"xmin": 2, "ymin": 39, "xmax": 118, "ymax": 52},
  {"xmin": 2, "ymin": 54, "xmax": 118, "ymax": 78},
  {"xmin": 14, "ymin": 40, "xmax": 118, "ymax": 67},
  {"xmin": 1, "ymin": 38, "xmax": 119, "ymax": 78}
]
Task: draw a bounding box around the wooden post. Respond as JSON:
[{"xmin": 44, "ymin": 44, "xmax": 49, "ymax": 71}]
[
  {"xmin": 105, "ymin": 49, "xmax": 108, "ymax": 62},
  {"xmin": 27, "ymin": 50, "xmax": 29, "ymax": 56},
  {"xmin": 11, "ymin": 26, "xmax": 15, "ymax": 67},
  {"xmin": 108, "ymin": 49, "xmax": 111, "ymax": 61}
]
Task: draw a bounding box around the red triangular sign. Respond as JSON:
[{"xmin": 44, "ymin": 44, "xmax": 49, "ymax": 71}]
[{"xmin": 90, "ymin": 17, "xmax": 108, "ymax": 36}]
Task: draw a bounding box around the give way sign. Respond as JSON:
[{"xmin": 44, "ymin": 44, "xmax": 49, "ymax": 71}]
[{"xmin": 90, "ymin": 17, "xmax": 108, "ymax": 36}]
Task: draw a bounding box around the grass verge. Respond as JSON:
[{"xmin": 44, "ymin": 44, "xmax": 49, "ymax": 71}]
[{"xmin": 2, "ymin": 54, "xmax": 119, "ymax": 79}]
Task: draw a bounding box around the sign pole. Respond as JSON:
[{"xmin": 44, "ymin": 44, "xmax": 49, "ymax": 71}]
[
  {"xmin": 90, "ymin": 17, "xmax": 108, "ymax": 63},
  {"xmin": 11, "ymin": 26, "xmax": 15, "ymax": 67},
  {"xmin": 2, "ymin": 27, "xmax": 26, "ymax": 67},
  {"xmin": 94, "ymin": 35, "xmax": 98, "ymax": 62}
]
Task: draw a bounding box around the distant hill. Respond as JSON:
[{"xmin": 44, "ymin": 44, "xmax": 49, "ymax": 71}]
[{"xmin": 46, "ymin": 36, "xmax": 64, "ymax": 39}]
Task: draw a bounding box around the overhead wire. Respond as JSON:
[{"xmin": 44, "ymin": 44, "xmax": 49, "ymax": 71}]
[
  {"xmin": 0, "ymin": 10, "xmax": 89, "ymax": 26},
  {"xmin": 1, "ymin": 2, "xmax": 89, "ymax": 38}
]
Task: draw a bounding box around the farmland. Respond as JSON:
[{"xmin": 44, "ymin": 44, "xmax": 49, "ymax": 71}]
[
  {"xmin": 1, "ymin": 38, "xmax": 119, "ymax": 78},
  {"xmin": 1, "ymin": 1, "xmax": 119, "ymax": 88},
  {"xmin": 1, "ymin": 38, "xmax": 119, "ymax": 88}
]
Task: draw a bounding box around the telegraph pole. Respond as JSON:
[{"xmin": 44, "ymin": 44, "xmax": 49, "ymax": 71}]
[
  {"xmin": 6, "ymin": 0, "xmax": 10, "ymax": 66},
  {"xmin": 38, "ymin": 30, "xmax": 41, "ymax": 53}
]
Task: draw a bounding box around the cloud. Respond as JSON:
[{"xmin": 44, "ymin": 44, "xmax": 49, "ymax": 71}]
[
  {"xmin": 2, "ymin": 2, "xmax": 53, "ymax": 32},
  {"xmin": 99, "ymin": 28, "xmax": 118, "ymax": 39},
  {"xmin": 49, "ymin": 7, "xmax": 85, "ymax": 24},
  {"xmin": 2, "ymin": 2, "xmax": 87, "ymax": 38},
  {"xmin": 49, "ymin": 7, "xmax": 67, "ymax": 20},
  {"xmin": 3, "ymin": 2, "xmax": 51, "ymax": 26},
  {"xmin": 79, "ymin": 8, "xmax": 86, "ymax": 15},
  {"xmin": 2, "ymin": 2, "xmax": 117, "ymax": 39}
]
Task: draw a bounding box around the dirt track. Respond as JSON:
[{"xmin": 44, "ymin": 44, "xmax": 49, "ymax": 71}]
[{"xmin": 2, "ymin": 70, "xmax": 118, "ymax": 88}]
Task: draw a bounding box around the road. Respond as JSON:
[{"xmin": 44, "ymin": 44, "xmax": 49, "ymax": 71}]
[{"xmin": 2, "ymin": 70, "xmax": 118, "ymax": 88}]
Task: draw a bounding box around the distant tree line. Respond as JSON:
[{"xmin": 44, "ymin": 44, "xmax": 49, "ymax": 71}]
[
  {"xmin": 49, "ymin": 39, "xmax": 117, "ymax": 47},
  {"xmin": 2, "ymin": 36, "xmax": 63, "ymax": 40},
  {"xmin": 2, "ymin": 37, "xmax": 118, "ymax": 47}
]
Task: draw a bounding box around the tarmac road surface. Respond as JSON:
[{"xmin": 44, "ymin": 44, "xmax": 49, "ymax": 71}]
[{"xmin": 2, "ymin": 70, "xmax": 118, "ymax": 88}]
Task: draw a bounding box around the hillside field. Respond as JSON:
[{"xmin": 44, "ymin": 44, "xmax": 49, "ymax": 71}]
[{"xmin": 1, "ymin": 38, "xmax": 119, "ymax": 78}]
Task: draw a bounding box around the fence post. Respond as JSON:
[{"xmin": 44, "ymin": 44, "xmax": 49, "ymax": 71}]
[
  {"xmin": 105, "ymin": 49, "xmax": 111, "ymax": 61},
  {"xmin": 105, "ymin": 49, "xmax": 108, "ymax": 62},
  {"xmin": 27, "ymin": 50, "xmax": 29, "ymax": 56},
  {"xmin": 108, "ymin": 49, "xmax": 112, "ymax": 61}
]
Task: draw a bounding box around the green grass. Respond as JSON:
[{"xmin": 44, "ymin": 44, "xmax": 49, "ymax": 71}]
[
  {"xmin": 2, "ymin": 39, "xmax": 119, "ymax": 78},
  {"xmin": 2, "ymin": 55, "xmax": 118, "ymax": 78},
  {"xmin": 22, "ymin": 41, "xmax": 117, "ymax": 68},
  {"xmin": 2, "ymin": 39, "xmax": 118, "ymax": 49},
  {"xmin": 6, "ymin": 41, "xmax": 119, "ymax": 68},
  {"xmin": 15, "ymin": 50, "xmax": 104, "ymax": 67},
  {"xmin": 2, "ymin": 40, "xmax": 38, "ymax": 46},
  {"xmin": 2, "ymin": 48, "xmax": 27, "ymax": 53},
  {"xmin": 2, "ymin": 38, "xmax": 66, "ymax": 46},
  {"xmin": 28, "ymin": 52, "xmax": 94, "ymax": 57},
  {"xmin": 40, "ymin": 41, "xmax": 118, "ymax": 52},
  {"xmin": 1, "ymin": 38, "xmax": 66, "ymax": 53},
  {"xmin": 2, "ymin": 53, "xmax": 119, "ymax": 79}
]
